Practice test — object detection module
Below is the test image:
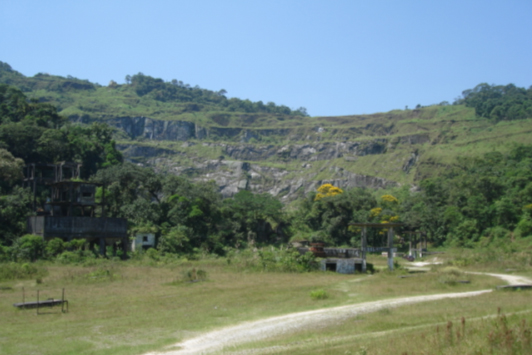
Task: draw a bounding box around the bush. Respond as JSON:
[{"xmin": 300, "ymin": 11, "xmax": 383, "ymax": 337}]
[
  {"xmin": 366, "ymin": 262, "xmax": 375, "ymax": 274},
  {"xmin": 515, "ymin": 216, "xmax": 532, "ymax": 238},
  {"xmin": 158, "ymin": 226, "xmax": 192, "ymax": 255},
  {"xmin": 0, "ymin": 245, "xmax": 10, "ymax": 262},
  {"xmin": 11, "ymin": 234, "xmax": 45, "ymax": 261},
  {"xmin": 45, "ymin": 238, "xmax": 66, "ymax": 258},
  {"xmin": 310, "ymin": 289, "xmax": 328, "ymax": 300},
  {"xmin": 183, "ymin": 268, "xmax": 207, "ymax": 282},
  {"xmin": 257, "ymin": 247, "xmax": 318, "ymax": 272},
  {"xmin": 0, "ymin": 262, "xmax": 48, "ymax": 281},
  {"xmin": 146, "ymin": 248, "xmax": 160, "ymax": 261},
  {"xmin": 57, "ymin": 251, "xmax": 83, "ymax": 264}
]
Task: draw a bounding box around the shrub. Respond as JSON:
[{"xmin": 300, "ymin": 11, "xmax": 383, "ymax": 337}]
[
  {"xmin": 515, "ymin": 216, "xmax": 532, "ymax": 238},
  {"xmin": 366, "ymin": 262, "xmax": 375, "ymax": 273},
  {"xmin": 0, "ymin": 245, "xmax": 10, "ymax": 262},
  {"xmin": 183, "ymin": 268, "xmax": 207, "ymax": 282},
  {"xmin": 158, "ymin": 226, "xmax": 192, "ymax": 255},
  {"xmin": 45, "ymin": 238, "xmax": 66, "ymax": 258},
  {"xmin": 57, "ymin": 251, "xmax": 83, "ymax": 264},
  {"xmin": 11, "ymin": 234, "xmax": 46, "ymax": 261},
  {"xmin": 257, "ymin": 247, "xmax": 318, "ymax": 272},
  {"xmin": 0, "ymin": 262, "xmax": 48, "ymax": 281},
  {"xmin": 146, "ymin": 248, "xmax": 159, "ymax": 261},
  {"xmin": 310, "ymin": 289, "xmax": 328, "ymax": 300}
]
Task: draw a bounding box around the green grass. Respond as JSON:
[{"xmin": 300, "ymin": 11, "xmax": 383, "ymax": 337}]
[
  {"xmin": 0, "ymin": 250, "xmax": 524, "ymax": 355},
  {"xmin": 234, "ymin": 293, "xmax": 532, "ymax": 355}
]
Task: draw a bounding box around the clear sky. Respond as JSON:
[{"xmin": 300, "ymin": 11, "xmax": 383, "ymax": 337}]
[{"xmin": 1, "ymin": 1, "xmax": 531, "ymax": 117}]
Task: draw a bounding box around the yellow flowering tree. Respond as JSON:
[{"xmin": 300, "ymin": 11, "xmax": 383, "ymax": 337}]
[
  {"xmin": 369, "ymin": 195, "xmax": 400, "ymax": 229},
  {"xmin": 314, "ymin": 183, "xmax": 344, "ymax": 201}
]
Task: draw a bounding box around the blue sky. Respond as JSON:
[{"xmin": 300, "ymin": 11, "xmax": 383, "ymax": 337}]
[{"xmin": 1, "ymin": 1, "xmax": 531, "ymax": 117}]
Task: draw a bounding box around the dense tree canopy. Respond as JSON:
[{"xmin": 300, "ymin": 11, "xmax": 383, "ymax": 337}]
[
  {"xmin": 129, "ymin": 72, "xmax": 308, "ymax": 116},
  {"xmin": 456, "ymin": 83, "xmax": 532, "ymax": 121},
  {"xmin": 398, "ymin": 145, "xmax": 532, "ymax": 246},
  {"xmin": 0, "ymin": 84, "xmax": 123, "ymax": 177}
]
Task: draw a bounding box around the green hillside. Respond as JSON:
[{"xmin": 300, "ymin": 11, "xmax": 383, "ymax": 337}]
[
  {"xmin": 2, "ymin": 60, "xmax": 532, "ymax": 191},
  {"xmin": 0, "ymin": 61, "xmax": 308, "ymax": 125},
  {"xmin": 1, "ymin": 61, "xmax": 532, "ymax": 256}
]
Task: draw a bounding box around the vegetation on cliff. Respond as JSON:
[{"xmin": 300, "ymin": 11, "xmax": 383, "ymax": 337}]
[{"xmin": 0, "ymin": 62, "xmax": 531, "ymax": 262}]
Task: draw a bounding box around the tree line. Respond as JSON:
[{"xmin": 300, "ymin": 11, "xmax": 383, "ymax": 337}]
[
  {"xmin": 1, "ymin": 81, "xmax": 532, "ymax": 262},
  {"xmin": 455, "ymin": 83, "xmax": 532, "ymax": 121},
  {"xmin": 127, "ymin": 72, "xmax": 308, "ymax": 116},
  {"xmin": 0, "ymin": 62, "xmax": 309, "ymax": 118}
]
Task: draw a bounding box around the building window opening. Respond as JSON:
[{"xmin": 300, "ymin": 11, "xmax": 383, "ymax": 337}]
[
  {"xmin": 326, "ymin": 263, "xmax": 337, "ymax": 272},
  {"xmin": 142, "ymin": 236, "xmax": 148, "ymax": 242}
]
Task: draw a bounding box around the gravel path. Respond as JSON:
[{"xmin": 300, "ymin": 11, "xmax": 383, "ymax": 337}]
[
  {"xmin": 144, "ymin": 272, "xmax": 531, "ymax": 355},
  {"xmin": 466, "ymin": 272, "xmax": 532, "ymax": 286}
]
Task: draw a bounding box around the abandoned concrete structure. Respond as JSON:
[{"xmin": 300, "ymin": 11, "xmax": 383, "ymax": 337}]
[
  {"xmin": 320, "ymin": 258, "xmax": 361, "ymax": 273},
  {"xmin": 25, "ymin": 162, "xmax": 128, "ymax": 256},
  {"xmin": 295, "ymin": 221, "xmax": 404, "ymax": 274},
  {"xmin": 131, "ymin": 233, "xmax": 156, "ymax": 251},
  {"xmin": 296, "ymin": 246, "xmax": 365, "ymax": 274},
  {"xmin": 351, "ymin": 222, "xmax": 403, "ymax": 271}
]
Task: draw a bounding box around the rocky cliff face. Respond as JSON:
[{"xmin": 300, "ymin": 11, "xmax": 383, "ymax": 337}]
[
  {"xmin": 134, "ymin": 156, "xmax": 397, "ymax": 201},
  {"xmin": 106, "ymin": 117, "xmax": 206, "ymax": 141},
  {"xmin": 90, "ymin": 116, "xmax": 429, "ymax": 201}
]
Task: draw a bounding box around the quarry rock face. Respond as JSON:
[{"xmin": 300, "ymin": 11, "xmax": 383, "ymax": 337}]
[{"xmin": 91, "ymin": 116, "xmax": 425, "ymax": 201}]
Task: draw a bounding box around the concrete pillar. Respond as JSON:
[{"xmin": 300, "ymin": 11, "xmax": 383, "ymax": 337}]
[
  {"xmin": 99, "ymin": 237, "xmax": 106, "ymax": 256},
  {"xmin": 121, "ymin": 237, "xmax": 129, "ymax": 259}
]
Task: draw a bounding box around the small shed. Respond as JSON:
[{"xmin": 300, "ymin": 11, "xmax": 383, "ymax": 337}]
[{"xmin": 131, "ymin": 233, "xmax": 155, "ymax": 251}]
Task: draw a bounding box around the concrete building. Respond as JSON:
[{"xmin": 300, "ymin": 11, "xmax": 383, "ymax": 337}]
[
  {"xmin": 25, "ymin": 162, "xmax": 128, "ymax": 256},
  {"xmin": 320, "ymin": 258, "xmax": 364, "ymax": 274},
  {"xmin": 131, "ymin": 233, "xmax": 156, "ymax": 251},
  {"xmin": 296, "ymin": 245, "xmax": 365, "ymax": 274}
]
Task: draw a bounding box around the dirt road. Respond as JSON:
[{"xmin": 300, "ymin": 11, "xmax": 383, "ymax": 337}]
[{"xmin": 144, "ymin": 273, "xmax": 531, "ymax": 355}]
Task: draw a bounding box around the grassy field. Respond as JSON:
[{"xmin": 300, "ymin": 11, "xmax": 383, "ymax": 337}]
[{"xmin": 1, "ymin": 250, "xmax": 530, "ymax": 355}]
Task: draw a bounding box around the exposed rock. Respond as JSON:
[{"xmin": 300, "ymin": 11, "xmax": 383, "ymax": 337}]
[
  {"xmin": 117, "ymin": 144, "xmax": 176, "ymax": 159},
  {"xmin": 92, "ymin": 116, "xmax": 431, "ymax": 201},
  {"xmin": 402, "ymin": 151, "xmax": 419, "ymax": 173},
  {"xmin": 145, "ymin": 156, "xmax": 396, "ymax": 201}
]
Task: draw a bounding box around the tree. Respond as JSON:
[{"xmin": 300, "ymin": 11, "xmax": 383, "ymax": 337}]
[
  {"xmin": 314, "ymin": 183, "xmax": 343, "ymax": 201},
  {"xmin": 292, "ymin": 187, "xmax": 377, "ymax": 246},
  {"xmin": 222, "ymin": 190, "xmax": 284, "ymax": 245},
  {"xmin": 0, "ymin": 187, "xmax": 33, "ymax": 245},
  {"xmin": 0, "ymin": 148, "xmax": 23, "ymax": 188}
]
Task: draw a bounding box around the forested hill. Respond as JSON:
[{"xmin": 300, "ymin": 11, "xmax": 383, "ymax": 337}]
[
  {"xmin": 0, "ymin": 61, "xmax": 308, "ymax": 124},
  {"xmin": 1, "ymin": 61, "xmax": 532, "ymax": 256},
  {"xmin": 1, "ymin": 61, "xmax": 532, "ymax": 202}
]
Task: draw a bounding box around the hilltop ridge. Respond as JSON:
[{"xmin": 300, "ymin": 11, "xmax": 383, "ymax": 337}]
[{"xmin": 2, "ymin": 61, "xmax": 532, "ymax": 201}]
